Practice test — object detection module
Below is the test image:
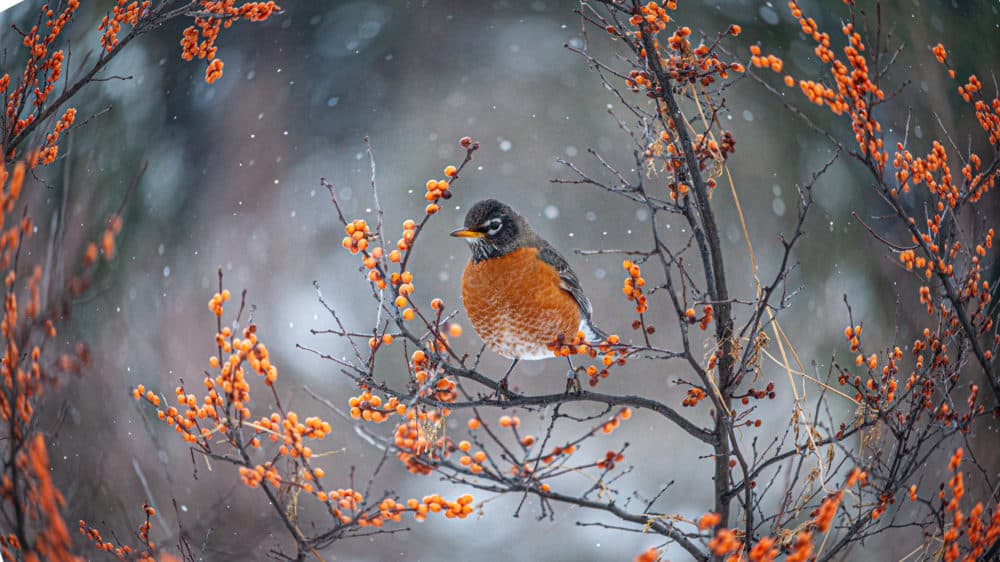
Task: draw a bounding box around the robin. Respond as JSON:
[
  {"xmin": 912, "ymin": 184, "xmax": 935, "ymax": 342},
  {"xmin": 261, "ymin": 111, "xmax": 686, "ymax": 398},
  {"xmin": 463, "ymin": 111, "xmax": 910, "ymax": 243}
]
[{"xmin": 450, "ymin": 199, "xmax": 607, "ymax": 396}]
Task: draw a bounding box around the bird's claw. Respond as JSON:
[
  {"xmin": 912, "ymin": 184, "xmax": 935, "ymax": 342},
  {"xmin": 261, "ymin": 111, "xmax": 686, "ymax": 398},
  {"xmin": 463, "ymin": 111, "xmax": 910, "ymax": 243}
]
[
  {"xmin": 495, "ymin": 378, "xmax": 518, "ymax": 400},
  {"xmin": 565, "ymin": 369, "xmax": 582, "ymax": 395}
]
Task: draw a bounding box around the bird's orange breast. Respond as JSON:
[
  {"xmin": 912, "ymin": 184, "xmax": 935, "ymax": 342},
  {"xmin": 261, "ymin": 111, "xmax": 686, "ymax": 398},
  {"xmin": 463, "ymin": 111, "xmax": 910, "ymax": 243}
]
[{"xmin": 461, "ymin": 247, "xmax": 580, "ymax": 360}]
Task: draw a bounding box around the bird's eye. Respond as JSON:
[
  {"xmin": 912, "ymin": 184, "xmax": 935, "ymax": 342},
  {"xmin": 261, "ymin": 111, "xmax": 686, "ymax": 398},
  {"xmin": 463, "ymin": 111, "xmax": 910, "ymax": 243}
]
[{"xmin": 485, "ymin": 218, "xmax": 503, "ymax": 236}]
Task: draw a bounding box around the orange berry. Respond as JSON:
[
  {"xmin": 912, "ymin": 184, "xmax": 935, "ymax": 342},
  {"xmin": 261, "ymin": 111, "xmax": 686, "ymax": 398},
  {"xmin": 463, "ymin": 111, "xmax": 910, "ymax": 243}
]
[
  {"xmin": 698, "ymin": 512, "xmax": 721, "ymax": 530},
  {"xmin": 467, "ymin": 418, "xmax": 481, "ymax": 430},
  {"xmin": 444, "ymin": 165, "xmax": 457, "ymax": 177}
]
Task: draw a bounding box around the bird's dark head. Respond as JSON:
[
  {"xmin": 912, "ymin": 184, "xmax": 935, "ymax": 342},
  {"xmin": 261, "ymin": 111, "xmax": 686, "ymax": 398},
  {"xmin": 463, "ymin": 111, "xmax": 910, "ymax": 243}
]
[{"xmin": 450, "ymin": 199, "xmax": 528, "ymax": 262}]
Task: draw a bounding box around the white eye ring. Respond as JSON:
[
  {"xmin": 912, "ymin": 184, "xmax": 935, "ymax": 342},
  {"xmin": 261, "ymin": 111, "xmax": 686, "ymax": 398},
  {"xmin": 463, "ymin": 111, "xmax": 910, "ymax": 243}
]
[{"xmin": 484, "ymin": 218, "xmax": 503, "ymax": 236}]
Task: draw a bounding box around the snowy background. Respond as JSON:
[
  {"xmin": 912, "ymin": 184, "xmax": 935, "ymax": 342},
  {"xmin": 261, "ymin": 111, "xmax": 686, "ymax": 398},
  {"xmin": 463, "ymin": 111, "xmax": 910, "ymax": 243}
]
[{"xmin": 3, "ymin": 0, "xmax": 998, "ymax": 560}]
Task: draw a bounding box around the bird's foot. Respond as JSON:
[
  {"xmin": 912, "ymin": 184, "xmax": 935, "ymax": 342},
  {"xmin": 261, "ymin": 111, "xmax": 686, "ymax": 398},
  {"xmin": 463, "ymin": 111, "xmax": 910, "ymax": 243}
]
[
  {"xmin": 495, "ymin": 378, "xmax": 518, "ymax": 401},
  {"xmin": 565, "ymin": 369, "xmax": 582, "ymax": 395}
]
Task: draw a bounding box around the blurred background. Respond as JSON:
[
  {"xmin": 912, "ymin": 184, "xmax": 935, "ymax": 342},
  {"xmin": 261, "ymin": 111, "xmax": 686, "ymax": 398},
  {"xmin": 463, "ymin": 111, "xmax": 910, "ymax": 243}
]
[{"xmin": 2, "ymin": 0, "xmax": 998, "ymax": 560}]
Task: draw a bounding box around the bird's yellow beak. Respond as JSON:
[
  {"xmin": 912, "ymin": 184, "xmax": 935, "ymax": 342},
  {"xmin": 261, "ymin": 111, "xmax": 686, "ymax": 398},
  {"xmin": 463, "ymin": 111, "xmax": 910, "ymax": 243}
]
[{"xmin": 449, "ymin": 227, "xmax": 484, "ymax": 239}]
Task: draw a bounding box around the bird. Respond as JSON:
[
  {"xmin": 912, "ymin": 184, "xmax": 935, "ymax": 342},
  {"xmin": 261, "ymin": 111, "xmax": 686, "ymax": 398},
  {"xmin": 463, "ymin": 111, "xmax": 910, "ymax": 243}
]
[{"xmin": 450, "ymin": 199, "xmax": 606, "ymax": 397}]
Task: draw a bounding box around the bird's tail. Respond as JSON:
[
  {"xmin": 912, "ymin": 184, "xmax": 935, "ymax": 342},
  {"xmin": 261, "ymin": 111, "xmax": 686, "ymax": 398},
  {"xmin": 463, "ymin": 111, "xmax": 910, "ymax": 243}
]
[{"xmin": 580, "ymin": 319, "xmax": 610, "ymax": 343}]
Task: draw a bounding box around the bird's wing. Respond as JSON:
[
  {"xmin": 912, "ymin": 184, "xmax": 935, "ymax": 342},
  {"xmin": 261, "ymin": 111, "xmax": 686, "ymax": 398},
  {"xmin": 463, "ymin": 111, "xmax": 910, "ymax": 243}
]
[
  {"xmin": 536, "ymin": 242, "xmax": 593, "ymax": 320},
  {"xmin": 536, "ymin": 242, "xmax": 608, "ymax": 341}
]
